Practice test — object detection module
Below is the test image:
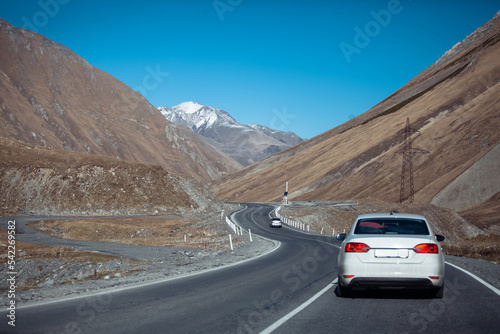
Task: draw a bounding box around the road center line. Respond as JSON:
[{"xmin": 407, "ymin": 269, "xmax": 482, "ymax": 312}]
[{"xmin": 259, "ymin": 281, "xmax": 336, "ymax": 334}]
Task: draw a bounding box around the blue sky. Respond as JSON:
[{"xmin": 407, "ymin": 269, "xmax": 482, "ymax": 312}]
[{"xmin": 1, "ymin": 1, "xmax": 499, "ymax": 139}]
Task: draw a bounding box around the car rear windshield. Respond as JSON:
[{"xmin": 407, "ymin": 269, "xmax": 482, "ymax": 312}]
[{"xmin": 354, "ymin": 218, "xmax": 430, "ymax": 235}]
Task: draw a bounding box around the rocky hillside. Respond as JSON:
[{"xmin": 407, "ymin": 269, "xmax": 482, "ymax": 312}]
[
  {"xmin": 0, "ymin": 137, "xmax": 218, "ymax": 216},
  {"xmin": 214, "ymin": 11, "xmax": 500, "ymax": 230},
  {"xmin": 159, "ymin": 102, "xmax": 303, "ymax": 166},
  {"xmin": 0, "ymin": 19, "xmax": 241, "ymax": 183}
]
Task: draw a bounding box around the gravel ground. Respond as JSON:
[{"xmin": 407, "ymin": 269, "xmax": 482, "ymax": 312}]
[{"xmin": 1, "ymin": 233, "xmax": 277, "ymax": 307}]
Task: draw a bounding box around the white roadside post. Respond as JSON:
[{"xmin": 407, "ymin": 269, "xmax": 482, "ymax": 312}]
[
  {"xmin": 283, "ymin": 182, "xmax": 289, "ymax": 205},
  {"xmin": 229, "ymin": 234, "xmax": 233, "ymax": 251},
  {"xmin": 249, "ymin": 229, "xmax": 253, "ymax": 242}
]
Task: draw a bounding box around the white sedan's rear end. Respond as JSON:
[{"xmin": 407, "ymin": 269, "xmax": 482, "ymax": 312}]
[
  {"xmin": 336, "ymin": 213, "xmax": 445, "ymax": 298},
  {"xmin": 270, "ymin": 217, "xmax": 283, "ymax": 228}
]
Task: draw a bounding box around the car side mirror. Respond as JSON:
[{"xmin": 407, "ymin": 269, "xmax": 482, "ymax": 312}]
[
  {"xmin": 336, "ymin": 233, "xmax": 346, "ymax": 241},
  {"xmin": 436, "ymin": 235, "xmax": 445, "ymax": 242}
]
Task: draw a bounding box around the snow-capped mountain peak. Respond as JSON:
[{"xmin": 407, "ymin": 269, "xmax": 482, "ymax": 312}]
[
  {"xmin": 159, "ymin": 102, "xmax": 241, "ymax": 130},
  {"xmin": 176, "ymin": 101, "xmax": 205, "ymax": 114},
  {"xmin": 157, "ymin": 102, "xmax": 303, "ymax": 166}
]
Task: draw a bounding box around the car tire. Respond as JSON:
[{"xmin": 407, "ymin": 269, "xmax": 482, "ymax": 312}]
[
  {"xmin": 429, "ymin": 284, "xmax": 444, "ymax": 299},
  {"xmin": 337, "ymin": 281, "xmax": 352, "ymax": 298}
]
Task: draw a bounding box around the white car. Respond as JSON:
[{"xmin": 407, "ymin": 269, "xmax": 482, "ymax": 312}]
[
  {"xmin": 270, "ymin": 217, "xmax": 283, "ymax": 228},
  {"xmin": 336, "ymin": 212, "xmax": 445, "ymax": 298}
]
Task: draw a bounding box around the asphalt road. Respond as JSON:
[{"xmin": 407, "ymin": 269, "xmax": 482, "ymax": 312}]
[{"xmin": 2, "ymin": 203, "xmax": 500, "ymax": 334}]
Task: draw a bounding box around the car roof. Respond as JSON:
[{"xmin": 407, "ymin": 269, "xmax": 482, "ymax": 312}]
[{"xmin": 355, "ymin": 213, "xmax": 427, "ymax": 220}]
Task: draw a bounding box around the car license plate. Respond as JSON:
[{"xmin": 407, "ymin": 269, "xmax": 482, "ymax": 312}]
[{"xmin": 375, "ymin": 249, "xmax": 409, "ymax": 258}]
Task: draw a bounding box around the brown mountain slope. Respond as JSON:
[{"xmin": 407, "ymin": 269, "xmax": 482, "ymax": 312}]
[
  {"xmin": 459, "ymin": 192, "xmax": 500, "ymax": 235},
  {"xmin": 0, "ymin": 137, "xmax": 210, "ymax": 216},
  {"xmin": 0, "ymin": 19, "xmax": 241, "ymax": 183},
  {"xmin": 215, "ymin": 11, "xmax": 500, "ymax": 213}
]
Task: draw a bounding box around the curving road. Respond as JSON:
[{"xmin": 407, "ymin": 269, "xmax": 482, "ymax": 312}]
[{"xmin": 1, "ymin": 203, "xmax": 500, "ymax": 333}]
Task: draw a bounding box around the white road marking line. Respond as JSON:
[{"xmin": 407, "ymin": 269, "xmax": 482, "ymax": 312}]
[
  {"xmin": 446, "ymin": 261, "xmax": 500, "ymax": 296},
  {"xmin": 259, "ymin": 281, "xmax": 336, "ymax": 334},
  {"xmin": 260, "ymin": 262, "xmax": 500, "ymax": 334}
]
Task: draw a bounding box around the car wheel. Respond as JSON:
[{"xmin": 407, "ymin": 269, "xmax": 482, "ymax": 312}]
[
  {"xmin": 429, "ymin": 284, "xmax": 444, "ymax": 299},
  {"xmin": 337, "ymin": 281, "xmax": 352, "ymax": 298}
]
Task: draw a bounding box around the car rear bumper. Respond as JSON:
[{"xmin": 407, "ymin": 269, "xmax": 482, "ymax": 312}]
[
  {"xmin": 338, "ymin": 254, "xmax": 445, "ymax": 289},
  {"xmin": 346, "ymin": 277, "xmax": 437, "ymax": 290}
]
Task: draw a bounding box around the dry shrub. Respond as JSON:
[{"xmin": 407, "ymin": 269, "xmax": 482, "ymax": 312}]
[{"xmin": 442, "ymin": 234, "xmax": 500, "ymax": 264}]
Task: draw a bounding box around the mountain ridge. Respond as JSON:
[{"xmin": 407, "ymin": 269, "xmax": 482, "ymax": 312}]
[
  {"xmin": 158, "ymin": 101, "xmax": 303, "ymax": 166},
  {"xmin": 214, "ymin": 9, "xmax": 500, "ymax": 225},
  {"xmin": 0, "ymin": 19, "xmax": 241, "ymax": 185}
]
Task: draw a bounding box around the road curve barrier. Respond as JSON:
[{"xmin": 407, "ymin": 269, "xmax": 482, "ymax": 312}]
[{"xmin": 275, "ymin": 206, "xmax": 309, "ymax": 232}]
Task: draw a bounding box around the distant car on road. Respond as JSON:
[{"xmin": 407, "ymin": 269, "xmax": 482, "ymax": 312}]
[
  {"xmin": 336, "ymin": 212, "xmax": 445, "ymax": 298},
  {"xmin": 270, "ymin": 217, "xmax": 283, "ymax": 228}
]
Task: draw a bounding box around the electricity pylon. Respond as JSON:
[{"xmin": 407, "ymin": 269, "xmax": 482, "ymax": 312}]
[{"xmin": 395, "ymin": 118, "xmax": 429, "ymax": 204}]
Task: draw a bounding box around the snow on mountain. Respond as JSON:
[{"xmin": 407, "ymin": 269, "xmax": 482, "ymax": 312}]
[
  {"xmin": 157, "ymin": 102, "xmax": 304, "ymax": 166},
  {"xmin": 248, "ymin": 124, "xmax": 304, "ymax": 146},
  {"xmin": 159, "ymin": 102, "xmax": 246, "ymax": 131},
  {"xmin": 176, "ymin": 101, "xmax": 204, "ymax": 115}
]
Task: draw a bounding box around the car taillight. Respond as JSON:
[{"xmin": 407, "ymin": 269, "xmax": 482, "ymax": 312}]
[
  {"xmin": 414, "ymin": 243, "xmax": 439, "ymax": 253},
  {"xmin": 345, "ymin": 242, "xmax": 370, "ymax": 253}
]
